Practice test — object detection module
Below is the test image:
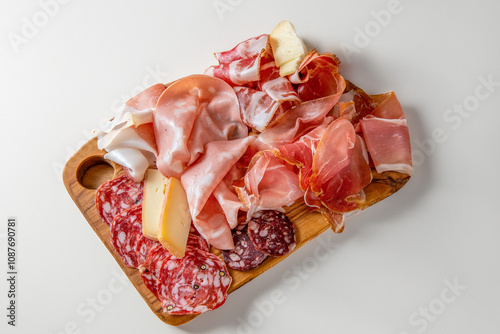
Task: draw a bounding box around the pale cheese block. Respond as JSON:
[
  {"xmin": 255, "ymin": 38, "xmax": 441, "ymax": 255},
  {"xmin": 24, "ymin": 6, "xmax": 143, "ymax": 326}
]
[
  {"xmin": 270, "ymin": 20, "xmax": 307, "ymax": 76},
  {"xmin": 158, "ymin": 177, "xmax": 192, "ymax": 258},
  {"xmin": 142, "ymin": 169, "xmax": 170, "ymax": 240},
  {"xmin": 278, "ymin": 56, "xmax": 303, "ymax": 77}
]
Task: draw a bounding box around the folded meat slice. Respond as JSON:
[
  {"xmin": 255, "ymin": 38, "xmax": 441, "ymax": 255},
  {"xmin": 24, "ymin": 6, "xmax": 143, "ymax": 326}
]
[
  {"xmin": 289, "ymin": 51, "xmax": 343, "ymax": 102},
  {"xmin": 97, "ymin": 83, "xmax": 166, "ymax": 181},
  {"xmin": 255, "ymin": 95, "xmax": 338, "ymax": 150},
  {"xmin": 359, "ymin": 91, "xmax": 412, "ymax": 175},
  {"xmin": 360, "ymin": 117, "xmax": 412, "ymax": 175},
  {"xmin": 205, "ymin": 34, "xmax": 269, "ymax": 86},
  {"xmin": 213, "ymin": 164, "xmax": 247, "ymax": 229},
  {"xmin": 181, "ymin": 136, "xmax": 255, "ymax": 249},
  {"xmin": 311, "ymin": 119, "xmax": 372, "ymax": 214},
  {"xmin": 274, "ymin": 124, "xmax": 328, "ymax": 191},
  {"xmin": 234, "ymin": 86, "xmax": 278, "ymax": 132},
  {"xmin": 235, "ymin": 150, "xmax": 304, "ymax": 220},
  {"xmin": 258, "ymin": 61, "xmax": 300, "ymax": 106},
  {"xmin": 154, "ymin": 75, "xmax": 248, "ymax": 179},
  {"xmin": 235, "ymin": 61, "xmax": 300, "ymax": 132},
  {"xmin": 194, "ymin": 195, "xmax": 235, "ymax": 250},
  {"xmin": 371, "ymin": 91, "xmax": 406, "ymax": 119}
]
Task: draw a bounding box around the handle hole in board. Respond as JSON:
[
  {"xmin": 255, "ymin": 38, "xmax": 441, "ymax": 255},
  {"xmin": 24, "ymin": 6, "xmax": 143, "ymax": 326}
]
[{"xmin": 77, "ymin": 156, "xmax": 115, "ymax": 190}]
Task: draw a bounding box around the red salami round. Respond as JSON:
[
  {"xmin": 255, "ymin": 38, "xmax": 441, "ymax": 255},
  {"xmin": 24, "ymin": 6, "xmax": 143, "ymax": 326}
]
[
  {"xmin": 157, "ymin": 246, "xmax": 232, "ymax": 315},
  {"xmin": 187, "ymin": 233, "xmax": 210, "ymax": 252},
  {"xmin": 222, "ymin": 227, "xmax": 267, "ymax": 271},
  {"xmin": 247, "ymin": 210, "xmax": 296, "ymax": 257},
  {"xmin": 110, "ymin": 205, "xmax": 143, "ymax": 268},
  {"xmin": 138, "ymin": 244, "xmax": 172, "ymax": 297},
  {"xmin": 95, "ymin": 174, "xmax": 144, "ymax": 225},
  {"xmin": 135, "ymin": 233, "xmax": 160, "ymax": 267}
]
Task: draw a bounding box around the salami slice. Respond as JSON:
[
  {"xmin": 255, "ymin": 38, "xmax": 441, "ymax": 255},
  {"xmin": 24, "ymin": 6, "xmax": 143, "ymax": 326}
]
[
  {"xmin": 187, "ymin": 233, "xmax": 210, "ymax": 252},
  {"xmin": 247, "ymin": 210, "xmax": 297, "ymax": 257},
  {"xmin": 110, "ymin": 205, "xmax": 143, "ymax": 268},
  {"xmin": 139, "ymin": 244, "xmax": 172, "ymax": 297},
  {"xmin": 95, "ymin": 174, "xmax": 144, "ymax": 225},
  {"xmin": 222, "ymin": 227, "xmax": 267, "ymax": 271},
  {"xmin": 157, "ymin": 246, "xmax": 232, "ymax": 315},
  {"xmin": 135, "ymin": 233, "xmax": 160, "ymax": 267}
]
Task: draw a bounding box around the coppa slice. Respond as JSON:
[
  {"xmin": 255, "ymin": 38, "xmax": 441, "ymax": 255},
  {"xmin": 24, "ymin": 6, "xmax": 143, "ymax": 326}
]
[
  {"xmin": 95, "ymin": 175, "xmax": 144, "ymax": 225},
  {"xmin": 157, "ymin": 246, "xmax": 232, "ymax": 315},
  {"xmin": 110, "ymin": 204, "xmax": 143, "ymax": 268},
  {"xmin": 247, "ymin": 210, "xmax": 297, "ymax": 257},
  {"xmin": 222, "ymin": 226, "xmax": 267, "ymax": 271}
]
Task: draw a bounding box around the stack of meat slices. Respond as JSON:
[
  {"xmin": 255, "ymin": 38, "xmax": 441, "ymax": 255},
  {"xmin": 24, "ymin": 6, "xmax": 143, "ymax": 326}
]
[{"xmin": 95, "ymin": 174, "xmax": 231, "ymax": 315}]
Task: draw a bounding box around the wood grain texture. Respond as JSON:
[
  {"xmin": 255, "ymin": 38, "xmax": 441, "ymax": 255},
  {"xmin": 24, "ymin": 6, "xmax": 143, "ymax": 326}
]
[{"xmin": 62, "ymin": 137, "xmax": 410, "ymax": 326}]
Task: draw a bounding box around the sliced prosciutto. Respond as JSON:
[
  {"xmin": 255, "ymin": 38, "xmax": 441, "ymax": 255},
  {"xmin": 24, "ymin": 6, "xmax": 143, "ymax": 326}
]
[
  {"xmin": 274, "ymin": 124, "xmax": 328, "ymax": 191},
  {"xmin": 255, "ymin": 95, "xmax": 338, "ymax": 150},
  {"xmin": 289, "ymin": 51, "xmax": 343, "ymax": 102},
  {"xmin": 311, "ymin": 119, "xmax": 372, "ymax": 214},
  {"xmin": 233, "ymin": 61, "xmax": 300, "ymax": 132},
  {"xmin": 235, "ymin": 150, "xmax": 304, "ymax": 220},
  {"xmin": 205, "ymin": 34, "xmax": 269, "ymax": 86},
  {"xmin": 181, "ymin": 136, "xmax": 255, "ymax": 250},
  {"xmin": 360, "ymin": 117, "xmax": 412, "ymax": 175},
  {"xmin": 154, "ymin": 75, "xmax": 248, "ymax": 179}
]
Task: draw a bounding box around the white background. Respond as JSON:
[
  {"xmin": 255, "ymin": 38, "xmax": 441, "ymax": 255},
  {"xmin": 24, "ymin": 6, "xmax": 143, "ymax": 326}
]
[{"xmin": 1, "ymin": 0, "xmax": 500, "ymax": 333}]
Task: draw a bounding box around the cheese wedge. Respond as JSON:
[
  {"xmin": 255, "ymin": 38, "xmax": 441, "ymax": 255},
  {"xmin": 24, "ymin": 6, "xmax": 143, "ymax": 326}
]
[
  {"xmin": 158, "ymin": 177, "xmax": 192, "ymax": 258},
  {"xmin": 270, "ymin": 20, "xmax": 307, "ymax": 76},
  {"xmin": 142, "ymin": 169, "xmax": 170, "ymax": 240}
]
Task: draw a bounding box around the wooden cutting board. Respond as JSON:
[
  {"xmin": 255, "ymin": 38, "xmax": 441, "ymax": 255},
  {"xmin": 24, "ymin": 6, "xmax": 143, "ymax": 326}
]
[{"xmin": 62, "ymin": 137, "xmax": 410, "ymax": 326}]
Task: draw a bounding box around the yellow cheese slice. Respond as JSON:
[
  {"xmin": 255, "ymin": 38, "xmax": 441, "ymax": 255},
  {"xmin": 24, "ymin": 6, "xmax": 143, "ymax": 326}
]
[
  {"xmin": 270, "ymin": 20, "xmax": 307, "ymax": 76},
  {"xmin": 141, "ymin": 169, "xmax": 170, "ymax": 240},
  {"xmin": 158, "ymin": 177, "xmax": 192, "ymax": 258},
  {"xmin": 278, "ymin": 56, "xmax": 302, "ymax": 77}
]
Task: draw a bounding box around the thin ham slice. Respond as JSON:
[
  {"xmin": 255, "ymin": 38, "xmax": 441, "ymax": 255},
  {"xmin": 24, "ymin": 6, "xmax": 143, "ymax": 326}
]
[
  {"xmin": 310, "ymin": 119, "xmax": 372, "ymax": 214},
  {"xmin": 289, "ymin": 51, "xmax": 343, "ymax": 102},
  {"xmin": 274, "ymin": 124, "xmax": 328, "ymax": 191},
  {"xmin": 255, "ymin": 94, "xmax": 339, "ymax": 150},
  {"xmin": 213, "ymin": 165, "xmax": 247, "ymax": 229},
  {"xmin": 154, "ymin": 75, "xmax": 248, "ymax": 179},
  {"xmin": 234, "ymin": 86, "xmax": 279, "ymax": 132},
  {"xmin": 194, "ymin": 195, "xmax": 235, "ymax": 250},
  {"xmin": 205, "ymin": 34, "xmax": 269, "ymax": 86},
  {"xmin": 234, "ymin": 61, "xmax": 300, "ymax": 132},
  {"xmin": 360, "ymin": 117, "xmax": 412, "ymax": 175},
  {"xmin": 359, "ymin": 91, "xmax": 412, "ymax": 175},
  {"xmin": 181, "ymin": 136, "xmax": 255, "ymax": 249},
  {"xmin": 235, "ymin": 150, "xmax": 304, "ymax": 220}
]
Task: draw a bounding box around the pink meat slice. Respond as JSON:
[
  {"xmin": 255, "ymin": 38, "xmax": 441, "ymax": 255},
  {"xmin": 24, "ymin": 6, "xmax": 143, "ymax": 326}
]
[
  {"xmin": 157, "ymin": 246, "xmax": 232, "ymax": 315},
  {"xmin": 95, "ymin": 174, "xmax": 144, "ymax": 225},
  {"xmin": 138, "ymin": 244, "xmax": 172, "ymax": 298},
  {"xmin": 110, "ymin": 205, "xmax": 143, "ymax": 268}
]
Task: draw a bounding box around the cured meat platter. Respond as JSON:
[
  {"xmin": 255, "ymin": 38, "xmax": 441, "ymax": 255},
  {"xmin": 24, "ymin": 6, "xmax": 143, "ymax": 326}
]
[
  {"xmin": 62, "ymin": 137, "xmax": 409, "ymax": 326},
  {"xmin": 63, "ymin": 20, "xmax": 412, "ymax": 326}
]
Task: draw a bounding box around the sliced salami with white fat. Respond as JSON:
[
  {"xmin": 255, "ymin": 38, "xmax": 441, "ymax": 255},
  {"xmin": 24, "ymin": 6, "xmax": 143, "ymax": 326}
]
[
  {"xmin": 222, "ymin": 227, "xmax": 267, "ymax": 271},
  {"xmin": 247, "ymin": 210, "xmax": 296, "ymax": 257},
  {"xmin": 135, "ymin": 233, "xmax": 160, "ymax": 267},
  {"xmin": 157, "ymin": 246, "xmax": 232, "ymax": 315},
  {"xmin": 95, "ymin": 174, "xmax": 144, "ymax": 225},
  {"xmin": 110, "ymin": 204, "xmax": 143, "ymax": 268},
  {"xmin": 138, "ymin": 244, "xmax": 172, "ymax": 297}
]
